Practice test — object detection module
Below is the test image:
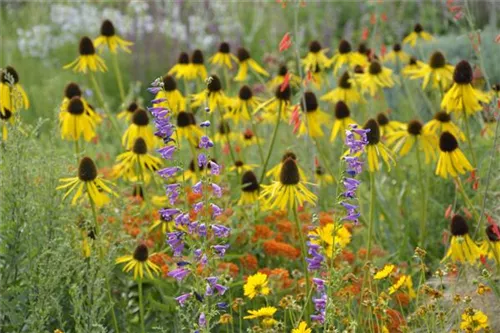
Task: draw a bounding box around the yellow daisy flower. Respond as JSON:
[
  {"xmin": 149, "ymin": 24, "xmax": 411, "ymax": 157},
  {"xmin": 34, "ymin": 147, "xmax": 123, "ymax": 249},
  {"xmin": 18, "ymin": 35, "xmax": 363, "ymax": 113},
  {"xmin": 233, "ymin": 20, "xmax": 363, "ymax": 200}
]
[
  {"xmin": 401, "ymin": 57, "xmax": 425, "ymax": 77},
  {"xmin": 479, "ymin": 225, "xmax": 500, "ymax": 261},
  {"xmin": 191, "ymin": 75, "xmax": 228, "ymax": 112},
  {"xmin": 408, "ymin": 51, "xmax": 454, "ymax": 90},
  {"xmin": 64, "ymin": 36, "xmax": 107, "ymax": 73},
  {"xmin": 298, "ymin": 91, "xmax": 331, "ymax": 138},
  {"xmin": 0, "ymin": 66, "xmax": 29, "ymax": 115},
  {"xmin": 267, "ymin": 64, "xmax": 301, "ymax": 90},
  {"xmin": 190, "ymin": 49, "xmax": 208, "ymax": 81},
  {"xmin": 116, "ymin": 244, "xmax": 161, "ymax": 280},
  {"xmin": 356, "ymin": 61, "xmax": 395, "ymax": 96},
  {"xmin": 423, "ymin": 111, "xmax": 465, "ymax": 141},
  {"xmin": 460, "ymin": 309, "xmax": 489, "ymax": 332},
  {"xmin": 314, "ymin": 165, "xmax": 334, "ymax": 186},
  {"xmin": 321, "ymin": 71, "xmax": 363, "ymax": 106},
  {"xmin": 149, "ymin": 214, "xmax": 175, "ymax": 234},
  {"xmin": 0, "ymin": 109, "xmax": 13, "ymax": 141},
  {"xmin": 57, "ymin": 157, "xmax": 116, "ymax": 207},
  {"xmin": 239, "ymin": 128, "xmax": 258, "ymax": 147},
  {"xmin": 168, "ymin": 52, "xmax": 192, "ymax": 80},
  {"xmin": 238, "ymin": 171, "xmax": 260, "ymax": 205},
  {"xmin": 234, "ymin": 47, "xmax": 269, "ymax": 82},
  {"xmin": 225, "ymin": 85, "xmax": 260, "ymax": 124},
  {"xmin": 309, "ymin": 223, "xmax": 351, "ymax": 258},
  {"xmin": 94, "ymin": 19, "xmax": 133, "ymax": 53},
  {"xmin": 243, "ymin": 272, "xmax": 270, "ymax": 299},
  {"xmin": 330, "ymin": 39, "xmax": 368, "ymax": 75},
  {"xmin": 302, "ymin": 40, "xmax": 331, "ymax": 72},
  {"xmin": 385, "ymin": 120, "xmax": 438, "ymax": 163},
  {"xmin": 60, "ymin": 96, "xmax": 97, "ymax": 142},
  {"xmin": 266, "ymin": 151, "xmax": 307, "ymax": 182},
  {"xmin": 363, "ymin": 119, "xmax": 395, "ymax": 172},
  {"xmin": 388, "ymin": 275, "xmax": 416, "ymax": 298},
  {"xmin": 435, "ymin": 131, "xmax": 473, "ymax": 179},
  {"xmin": 376, "ymin": 112, "xmax": 405, "ymax": 137},
  {"xmin": 122, "ymin": 108, "xmax": 156, "ymax": 149},
  {"xmin": 443, "ymin": 215, "xmax": 480, "ymax": 264},
  {"xmin": 117, "ymin": 101, "xmax": 139, "ymax": 122},
  {"xmin": 374, "ymin": 264, "xmax": 395, "ymax": 280},
  {"xmin": 175, "ymin": 111, "xmax": 203, "ymax": 146},
  {"xmin": 153, "ymin": 75, "xmax": 186, "ymax": 115},
  {"xmin": 383, "ymin": 43, "xmax": 410, "ymax": 64},
  {"xmin": 292, "ymin": 321, "xmax": 312, "ymax": 333},
  {"xmin": 330, "ymin": 101, "xmax": 358, "ymax": 142},
  {"xmin": 209, "ymin": 42, "xmax": 237, "ymax": 69},
  {"xmin": 257, "ymin": 85, "xmax": 293, "ymax": 124},
  {"xmin": 214, "ymin": 120, "xmax": 238, "ymax": 143},
  {"xmin": 229, "ymin": 160, "xmax": 258, "ymax": 174},
  {"xmin": 60, "ymin": 82, "xmax": 102, "ymax": 124},
  {"xmin": 402, "ymin": 23, "xmax": 434, "ymax": 47}
]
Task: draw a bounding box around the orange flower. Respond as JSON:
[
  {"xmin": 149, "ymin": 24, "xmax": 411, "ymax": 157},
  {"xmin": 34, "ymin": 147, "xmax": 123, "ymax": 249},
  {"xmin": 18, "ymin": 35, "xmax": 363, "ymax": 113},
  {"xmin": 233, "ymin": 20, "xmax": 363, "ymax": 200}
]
[
  {"xmin": 240, "ymin": 254, "xmax": 258, "ymax": 271},
  {"xmin": 263, "ymin": 240, "xmax": 300, "ymax": 259},
  {"xmin": 252, "ymin": 225, "xmax": 274, "ymax": 242},
  {"xmin": 218, "ymin": 262, "xmax": 239, "ymax": 277},
  {"xmin": 150, "ymin": 253, "xmax": 172, "ymax": 277},
  {"xmin": 264, "ymin": 215, "xmax": 277, "ymax": 223},
  {"xmin": 318, "ymin": 212, "xmax": 334, "ymax": 226},
  {"xmin": 394, "ymin": 292, "xmax": 410, "ymax": 307},
  {"xmin": 276, "ymin": 220, "xmax": 293, "ymax": 233},
  {"xmin": 274, "ymin": 232, "xmax": 285, "ymax": 242}
]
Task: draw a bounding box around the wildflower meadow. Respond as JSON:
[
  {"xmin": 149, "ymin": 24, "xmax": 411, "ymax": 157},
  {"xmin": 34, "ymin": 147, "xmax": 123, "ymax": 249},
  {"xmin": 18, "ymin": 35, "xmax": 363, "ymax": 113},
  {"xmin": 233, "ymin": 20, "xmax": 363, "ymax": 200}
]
[{"xmin": 2, "ymin": 1, "xmax": 500, "ymax": 332}]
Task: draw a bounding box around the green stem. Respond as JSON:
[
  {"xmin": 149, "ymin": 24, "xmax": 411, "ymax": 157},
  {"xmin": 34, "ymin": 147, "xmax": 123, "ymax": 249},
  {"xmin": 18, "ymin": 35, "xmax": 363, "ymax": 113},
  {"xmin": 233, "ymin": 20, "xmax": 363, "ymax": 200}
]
[
  {"xmin": 463, "ymin": 115, "xmax": 477, "ymax": 167},
  {"xmin": 138, "ymin": 279, "xmax": 145, "ymax": 333},
  {"xmin": 415, "ymin": 143, "xmax": 427, "ymax": 248},
  {"xmin": 87, "ymin": 188, "xmax": 100, "ymax": 237},
  {"xmin": 246, "ymin": 108, "xmax": 265, "ymax": 164},
  {"xmin": 111, "ymin": 52, "xmax": 126, "ymax": 103},
  {"xmin": 292, "ymin": 205, "xmax": 311, "ymax": 320},
  {"xmin": 89, "ymin": 72, "xmax": 120, "ymax": 135},
  {"xmin": 366, "ymin": 172, "xmax": 376, "ymax": 259},
  {"xmin": 456, "ymin": 177, "xmax": 480, "ymax": 222},
  {"xmin": 259, "ymin": 103, "xmax": 282, "ymax": 184},
  {"xmin": 106, "ymin": 277, "xmax": 120, "ymax": 333}
]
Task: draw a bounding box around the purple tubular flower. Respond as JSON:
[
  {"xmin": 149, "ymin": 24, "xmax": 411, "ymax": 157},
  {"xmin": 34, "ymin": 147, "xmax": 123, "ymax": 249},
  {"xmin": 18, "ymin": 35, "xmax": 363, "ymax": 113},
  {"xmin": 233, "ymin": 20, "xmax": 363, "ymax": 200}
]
[
  {"xmin": 200, "ymin": 120, "xmax": 211, "ymax": 127},
  {"xmin": 211, "ymin": 224, "xmax": 231, "ymax": 238},
  {"xmin": 175, "ymin": 213, "xmax": 190, "ymax": 226},
  {"xmin": 160, "ymin": 208, "xmax": 180, "ymax": 220},
  {"xmin": 188, "ymin": 222, "xmax": 199, "ymax": 234},
  {"xmin": 217, "ymin": 302, "xmax": 228, "ymax": 309},
  {"xmin": 151, "ymin": 98, "xmax": 166, "ymax": 104},
  {"xmin": 165, "ymin": 184, "xmax": 180, "ymax": 205},
  {"xmin": 310, "ymin": 313, "xmax": 325, "ymax": 324},
  {"xmin": 148, "ymin": 106, "xmax": 168, "ymax": 113},
  {"xmin": 194, "ymin": 249, "xmax": 202, "ymax": 260},
  {"xmin": 157, "ymin": 145, "xmax": 176, "ymax": 160},
  {"xmin": 147, "ymin": 87, "xmax": 162, "ymax": 94},
  {"xmin": 342, "ymin": 211, "xmax": 360, "ymax": 223},
  {"xmin": 199, "ymin": 313, "xmax": 206, "ymax": 328},
  {"xmin": 212, "ymin": 244, "xmax": 229, "ymax": 258},
  {"xmin": 206, "ymin": 276, "xmax": 218, "ymax": 285},
  {"xmin": 157, "ymin": 166, "xmax": 181, "ymax": 179},
  {"xmin": 198, "ymin": 223, "xmax": 207, "ymax": 237},
  {"xmin": 175, "ymin": 293, "xmax": 191, "ymax": 306},
  {"xmin": 166, "ymin": 231, "xmax": 185, "ymax": 256},
  {"xmin": 168, "ymin": 267, "xmax": 190, "ymax": 281},
  {"xmin": 312, "ymin": 278, "xmax": 326, "ymax": 292},
  {"xmin": 209, "ymin": 161, "xmax": 220, "ymax": 175},
  {"xmin": 200, "ymin": 254, "xmax": 208, "ymax": 267},
  {"xmin": 343, "ymin": 156, "xmax": 363, "ymax": 175},
  {"xmin": 199, "ymin": 135, "xmax": 213, "ymax": 148},
  {"xmin": 193, "ymin": 201, "xmax": 204, "ymax": 213},
  {"xmin": 211, "ymin": 183, "xmax": 222, "ymax": 197},
  {"xmin": 210, "ymin": 203, "xmax": 223, "ymax": 218},
  {"xmin": 198, "ymin": 153, "xmax": 207, "ymax": 168},
  {"xmin": 192, "ymin": 181, "xmax": 203, "ymax": 194},
  {"xmin": 214, "ymin": 284, "xmax": 228, "ymax": 295}
]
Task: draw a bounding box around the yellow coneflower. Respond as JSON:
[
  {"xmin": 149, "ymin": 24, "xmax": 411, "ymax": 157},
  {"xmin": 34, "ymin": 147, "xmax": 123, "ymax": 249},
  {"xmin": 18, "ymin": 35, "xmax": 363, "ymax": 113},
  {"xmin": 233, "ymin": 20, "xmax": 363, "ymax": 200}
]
[
  {"xmin": 176, "ymin": 111, "xmax": 203, "ymax": 145},
  {"xmin": 305, "ymin": 63, "xmax": 326, "ymax": 90},
  {"xmin": 298, "ymin": 91, "xmax": 330, "ymax": 138},
  {"xmin": 234, "ymin": 48, "xmax": 269, "ymax": 82},
  {"xmin": 116, "ymin": 244, "xmax": 161, "ymax": 280},
  {"xmin": 309, "ymin": 223, "xmax": 351, "ymax": 257},
  {"xmin": 385, "ymin": 120, "xmax": 438, "ymax": 163},
  {"xmin": 117, "ymin": 101, "xmax": 139, "ymax": 122},
  {"xmin": 0, "ymin": 66, "xmax": 29, "ymax": 115},
  {"xmin": 229, "ymin": 160, "xmax": 258, "ymax": 174},
  {"xmin": 168, "ymin": 52, "xmax": 191, "ymax": 80},
  {"xmin": 0, "ymin": 109, "xmax": 13, "ymax": 141},
  {"xmin": 442, "ymin": 215, "xmax": 480, "ymax": 264},
  {"xmin": 122, "ymin": 108, "xmax": 156, "ymax": 149},
  {"xmin": 260, "ymin": 158, "xmax": 317, "ymax": 210},
  {"xmin": 383, "ymin": 43, "xmax": 410, "ymax": 64},
  {"xmin": 57, "ymin": 156, "xmax": 116, "ymax": 207},
  {"xmin": 408, "ymin": 51, "xmax": 454, "ymax": 90},
  {"xmin": 321, "ymin": 71, "xmax": 363, "ymax": 106},
  {"xmin": 401, "ymin": 57, "xmax": 425, "ymax": 77},
  {"xmin": 356, "ymin": 61, "xmax": 395, "ymax": 97},
  {"xmin": 267, "ymin": 64, "xmax": 300, "ymax": 90},
  {"xmin": 402, "ymin": 23, "xmax": 434, "ymax": 47},
  {"xmin": 330, "ymin": 101, "xmax": 358, "ymax": 142},
  {"xmin": 190, "ymin": 49, "xmax": 208, "ymax": 81},
  {"xmin": 60, "ymin": 82, "xmax": 102, "ymax": 124},
  {"xmin": 356, "ymin": 42, "xmax": 371, "ymax": 63},
  {"xmin": 489, "ymin": 83, "xmax": 500, "ymax": 99},
  {"xmin": 314, "ymin": 165, "xmax": 334, "ymax": 186},
  {"xmin": 64, "ymin": 36, "xmax": 107, "ymax": 73},
  {"xmin": 424, "ymin": 111, "xmax": 465, "ymax": 141},
  {"xmin": 258, "ymin": 85, "xmax": 292, "ymax": 123},
  {"xmin": 239, "ymin": 128, "xmax": 258, "ymax": 147},
  {"xmin": 363, "ymin": 119, "xmax": 394, "ymax": 172},
  {"xmin": 153, "ymin": 75, "xmax": 185, "ymax": 115},
  {"xmin": 435, "ymin": 131, "xmax": 473, "ymax": 179},
  {"xmin": 480, "ymin": 224, "xmax": 500, "ymax": 261},
  {"xmin": 330, "ymin": 39, "xmax": 368, "ymax": 75},
  {"xmin": 94, "ymin": 19, "xmax": 133, "ymax": 53},
  {"xmin": 191, "ymin": 75, "xmax": 228, "ymax": 112},
  {"xmin": 266, "ymin": 151, "xmax": 307, "ymax": 181},
  {"xmin": 213, "ymin": 121, "xmax": 237, "ymax": 144},
  {"xmin": 209, "ymin": 42, "xmax": 237, "ymax": 69},
  {"xmin": 60, "ymin": 96, "xmax": 97, "ymax": 142},
  {"xmin": 302, "ymin": 40, "xmax": 331, "ymax": 72},
  {"xmin": 149, "ymin": 213, "xmax": 175, "ymax": 234},
  {"xmin": 376, "ymin": 112, "xmax": 405, "ymax": 137},
  {"xmin": 112, "ymin": 137, "xmax": 162, "ymax": 183},
  {"xmin": 225, "ymin": 85, "xmax": 260, "ymax": 124},
  {"xmin": 238, "ymin": 170, "xmax": 260, "ymax": 205},
  {"xmin": 244, "ymin": 306, "xmax": 278, "ymax": 329},
  {"xmin": 441, "ymin": 60, "xmax": 491, "ymax": 117}
]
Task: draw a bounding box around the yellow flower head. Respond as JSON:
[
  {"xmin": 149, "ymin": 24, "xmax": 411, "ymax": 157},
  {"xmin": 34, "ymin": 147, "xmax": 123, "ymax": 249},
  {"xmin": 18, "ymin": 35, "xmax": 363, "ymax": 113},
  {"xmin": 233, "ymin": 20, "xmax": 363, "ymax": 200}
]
[
  {"xmin": 191, "ymin": 75, "xmax": 228, "ymax": 112},
  {"xmin": 265, "ymin": 151, "xmax": 308, "ymax": 182},
  {"xmin": 384, "ymin": 43, "xmax": 410, "ymax": 64},
  {"xmin": 122, "ymin": 108, "xmax": 157, "ymax": 149},
  {"xmin": 116, "ymin": 244, "xmax": 161, "ymax": 280},
  {"xmin": 330, "ymin": 101, "xmax": 358, "ymax": 142},
  {"xmin": 168, "ymin": 52, "xmax": 192, "ymax": 80},
  {"xmin": 309, "ymin": 223, "xmax": 351, "ymax": 258},
  {"xmin": 190, "ymin": 49, "xmax": 208, "ymax": 81},
  {"xmin": 376, "ymin": 112, "xmax": 405, "ymax": 137},
  {"xmin": 435, "ymin": 132, "xmax": 474, "ymax": 179},
  {"xmin": 0, "ymin": 66, "xmax": 29, "ymax": 115},
  {"xmin": 64, "ymin": 36, "xmax": 107, "ymax": 73},
  {"xmin": 363, "ymin": 119, "xmax": 395, "ymax": 172},
  {"xmin": 243, "ymin": 272, "xmax": 270, "ymax": 299},
  {"xmin": 401, "ymin": 56, "xmax": 425, "ymax": 77},
  {"xmin": 292, "ymin": 321, "xmax": 312, "ymax": 333},
  {"xmin": 356, "ymin": 61, "xmax": 395, "ymax": 97},
  {"xmin": 388, "ymin": 275, "xmax": 416, "ymax": 298},
  {"xmin": 423, "ymin": 111, "xmax": 465, "ymax": 141},
  {"xmin": 302, "ymin": 40, "xmax": 331, "ymax": 72},
  {"xmin": 225, "ymin": 85, "xmax": 260, "ymax": 124},
  {"xmin": 234, "ymin": 48, "xmax": 269, "ymax": 82},
  {"xmin": 443, "ymin": 215, "xmax": 481, "ymax": 264},
  {"xmin": 267, "ymin": 64, "xmax": 301, "ymax": 90},
  {"xmin": 209, "ymin": 42, "xmax": 237, "ymax": 69},
  {"xmin": 117, "ymin": 101, "xmax": 139, "ymax": 122},
  {"xmin": 321, "ymin": 71, "xmax": 363, "ymax": 107},
  {"xmin": 238, "ymin": 170, "xmax": 260, "ymax": 205},
  {"xmin": 330, "ymin": 39, "xmax": 368, "ymax": 75},
  {"xmin": 374, "ymin": 264, "xmax": 395, "ymax": 279},
  {"xmin": 60, "ymin": 96, "xmax": 97, "ymax": 142},
  {"xmin": 408, "ymin": 51, "xmax": 454, "ymax": 90},
  {"xmin": 314, "ymin": 165, "xmax": 334, "ymax": 186},
  {"xmin": 298, "ymin": 91, "xmax": 331, "ymax": 138},
  {"xmin": 243, "ymin": 306, "xmax": 277, "ymax": 319},
  {"xmin": 153, "ymin": 75, "xmax": 186, "ymax": 115},
  {"xmin": 402, "ymin": 23, "xmax": 434, "ymax": 47},
  {"xmin": 460, "ymin": 309, "xmax": 489, "ymax": 332},
  {"xmin": 479, "ymin": 224, "xmax": 500, "ymax": 260},
  {"xmin": 176, "ymin": 111, "xmax": 203, "ymax": 146},
  {"xmin": 94, "ymin": 20, "xmax": 133, "ymax": 54}
]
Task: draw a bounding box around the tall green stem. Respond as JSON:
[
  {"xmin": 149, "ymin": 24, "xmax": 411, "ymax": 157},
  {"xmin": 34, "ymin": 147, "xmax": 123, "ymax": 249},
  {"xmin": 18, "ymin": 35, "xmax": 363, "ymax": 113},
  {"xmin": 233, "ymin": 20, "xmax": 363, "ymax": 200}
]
[
  {"xmin": 89, "ymin": 72, "xmax": 120, "ymax": 135},
  {"xmin": 415, "ymin": 143, "xmax": 427, "ymax": 247},
  {"xmin": 463, "ymin": 115, "xmax": 477, "ymax": 167},
  {"xmin": 138, "ymin": 279, "xmax": 145, "ymax": 333},
  {"xmin": 246, "ymin": 108, "xmax": 265, "ymax": 163},
  {"xmin": 111, "ymin": 53, "xmax": 126, "ymax": 103},
  {"xmin": 259, "ymin": 103, "xmax": 282, "ymax": 184},
  {"xmin": 366, "ymin": 172, "xmax": 376, "ymax": 258},
  {"xmin": 292, "ymin": 205, "xmax": 311, "ymax": 320}
]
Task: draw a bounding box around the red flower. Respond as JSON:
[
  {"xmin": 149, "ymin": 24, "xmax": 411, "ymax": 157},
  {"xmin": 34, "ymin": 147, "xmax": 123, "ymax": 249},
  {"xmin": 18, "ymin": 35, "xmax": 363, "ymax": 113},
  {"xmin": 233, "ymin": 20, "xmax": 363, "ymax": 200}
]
[
  {"xmin": 362, "ymin": 27, "xmax": 369, "ymax": 41},
  {"xmin": 279, "ymin": 32, "xmax": 292, "ymax": 52},
  {"xmin": 280, "ymin": 72, "xmax": 291, "ymax": 92}
]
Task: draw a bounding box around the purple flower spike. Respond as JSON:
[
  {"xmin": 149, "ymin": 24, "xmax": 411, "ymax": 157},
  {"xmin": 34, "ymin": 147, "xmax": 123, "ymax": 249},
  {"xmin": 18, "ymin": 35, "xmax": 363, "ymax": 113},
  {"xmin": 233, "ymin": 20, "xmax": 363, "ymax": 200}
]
[
  {"xmin": 212, "ymin": 224, "xmax": 231, "ymax": 238},
  {"xmin": 157, "ymin": 145, "xmax": 176, "ymax": 160},
  {"xmin": 147, "ymin": 87, "xmax": 162, "ymax": 94},
  {"xmin": 192, "ymin": 181, "xmax": 203, "ymax": 194},
  {"xmin": 200, "ymin": 120, "xmax": 211, "ymax": 127},
  {"xmin": 211, "ymin": 183, "xmax": 222, "ymax": 197},
  {"xmin": 209, "ymin": 161, "xmax": 220, "ymax": 175},
  {"xmin": 151, "ymin": 98, "xmax": 166, "ymax": 104},
  {"xmin": 212, "ymin": 244, "xmax": 229, "ymax": 258},
  {"xmin": 157, "ymin": 166, "xmax": 181, "ymax": 179},
  {"xmin": 168, "ymin": 267, "xmax": 190, "ymax": 281},
  {"xmin": 198, "ymin": 153, "xmax": 207, "ymax": 168},
  {"xmin": 175, "ymin": 293, "xmax": 191, "ymax": 306},
  {"xmin": 210, "ymin": 203, "xmax": 223, "ymax": 218}
]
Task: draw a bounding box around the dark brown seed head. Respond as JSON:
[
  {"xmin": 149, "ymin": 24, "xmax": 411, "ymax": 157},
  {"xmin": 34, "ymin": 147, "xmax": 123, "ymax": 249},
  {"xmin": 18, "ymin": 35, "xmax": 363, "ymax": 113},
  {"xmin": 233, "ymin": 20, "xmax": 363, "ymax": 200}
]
[
  {"xmin": 219, "ymin": 42, "xmax": 230, "ymax": 54},
  {"xmin": 282, "ymin": 151, "xmax": 297, "ymax": 162},
  {"xmin": 177, "ymin": 111, "xmax": 191, "ymax": 127},
  {"xmin": 302, "ymin": 91, "xmax": 318, "ymax": 112},
  {"xmin": 280, "ymin": 158, "xmax": 300, "ymax": 185},
  {"xmin": 492, "ymin": 83, "xmax": 500, "ymax": 92},
  {"xmin": 132, "ymin": 108, "xmax": 149, "ymax": 126},
  {"xmin": 368, "ymin": 61, "xmax": 382, "ymax": 75},
  {"xmin": 100, "ymin": 20, "xmax": 115, "ymax": 37},
  {"xmin": 0, "ymin": 109, "xmax": 12, "ymax": 120},
  {"xmin": 178, "ymin": 52, "xmax": 189, "ymax": 64},
  {"xmin": 309, "ymin": 40, "xmax": 322, "ymax": 53},
  {"xmin": 187, "ymin": 112, "xmax": 196, "ymax": 125},
  {"xmin": 335, "ymin": 101, "xmax": 350, "ymax": 119},
  {"xmin": 338, "ymin": 71, "xmax": 352, "ymax": 89},
  {"xmin": 78, "ymin": 157, "xmax": 97, "ymax": 182},
  {"xmin": 207, "ymin": 75, "xmax": 222, "ymax": 92},
  {"xmin": 409, "ymin": 57, "xmax": 418, "ymax": 66},
  {"xmin": 238, "ymin": 85, "xmax": 253, "ymax": 100},
  {"xmin": 191, "ymin": 49, "xmax": 204, "ymax": 64},
  {"xmin": 434, "ymin": 111, "xmax": 451, "ymax": 123},
  {"xmin": 358, "ymin": 43, "xmax": 368, "ymax": 55},
  {"xmin": 275, "ymin": 85, "xmax": 291, "ymax": 101},
  {"xmin": 162, "ymin": 75, "xmax": 177, "ymax": 91},
  {"xmin": 133, "ymin": 244, "xmax": 149, "ymax": 262},
  {"xmin": 278, "ymin": 65, "xmax": 288, "ymax": 76},
  {"xmin": 414, "ymin": 23, "xmax": 423, "ymax": 33},
  {"xmin": 451, "ymin": 215, "xmax": 469, "ymax": 236},
  {"xmin": 79, "ymin": 37, "xmax": 95, "ymax": 55},
  {"xmin": 241, "ymin": 170, "xmax": 260, "ymax": 192},
  {"xmin": 315, "ymin": 166, "xmax": 325, "ymax": 175},
  {"xmin": 364, "ymin": 119, "xmax": 380, "ymax": 145},
  {"xmin": 429, "ymin": 52, "xmax": 446, "ymax": 69},
  {"xmin": 64, "ymin": 82, "xmax": 82, "ymax": 99},
  {"xmin": 218, "ymin": 121, "xmax": 230, "ymax": 134},
  {"xmin": 376, "ymin": 113, "xmax": 389, "ymax": 126},
  {"xmin": 393, "ymin": 43, "xmax": 402, "ymax": 52},
  {"xmin": 453, "ymin": 60, "xmax": 473, "ymax": 84},
  {"xmin": 439, "ymin": 131, "xmax": 458, "ymax": 152},
  {"xmin": 407, "ymin": 120, "xmax": 423, "ymax": 136},
  {"xmin": 127, "ymin": 101, "xmax": 138, "ymax": 113},
  {"xmin": 235, "ymin": 160, "xmax": 244, "ymax": 167},
  {"xmin": 486, "ymin": 225, "xmax": 500, "ymax": 242},
  {"xmin": 354, "ymin": 65, "xmax": 365, "ymax": 74},
  {"xmin": 243, "ymin": 129, "xmax": 254, "ymax": 140},
  {"xmin": 67, "ymin": 96, "xmax": 85, "ymax": 115},
  {"xmin": 1, "ymin": 66, "xmax": 19, "ymax": 84},
  {"xmin": 132, "ymin": 137, "xmax": 148, "ymax": 154},
  {"xmin": 338, "ymin": 39, "xmax": 352, "ymax": 54},
  {"xmin": 237, "ymin": 48, "xmax": 251, "ymax": 62}
]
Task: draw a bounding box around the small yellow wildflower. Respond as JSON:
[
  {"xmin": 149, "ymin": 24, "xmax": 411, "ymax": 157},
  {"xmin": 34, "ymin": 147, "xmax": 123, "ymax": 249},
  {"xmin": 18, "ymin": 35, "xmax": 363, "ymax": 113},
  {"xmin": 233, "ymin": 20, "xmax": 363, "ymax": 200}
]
[
  {"xmin": 374, "ymin": 264, "xmax": 395, "ymax": 280},
  {"xmin": 243, "ymin": 272, "xmax": 270, "ymax": 299},
  {"xmin": 460, "ymin": 309, "xmax": 489, "ymax": 332},
  {"xmin": 292, "ymin": 321, "xmax": 312, "ymax": 333}
]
